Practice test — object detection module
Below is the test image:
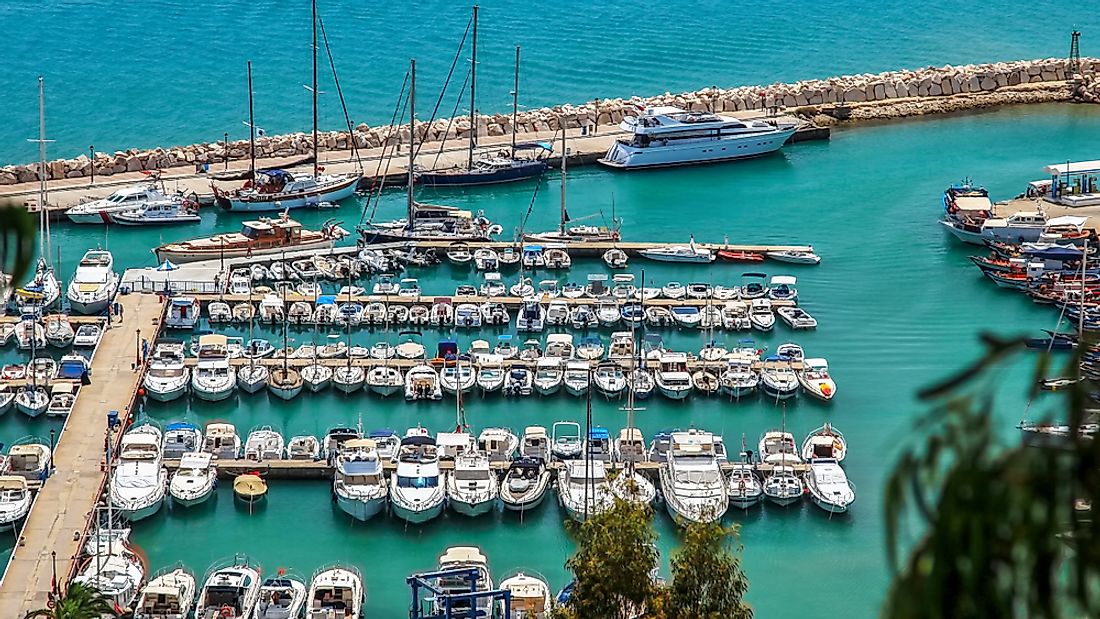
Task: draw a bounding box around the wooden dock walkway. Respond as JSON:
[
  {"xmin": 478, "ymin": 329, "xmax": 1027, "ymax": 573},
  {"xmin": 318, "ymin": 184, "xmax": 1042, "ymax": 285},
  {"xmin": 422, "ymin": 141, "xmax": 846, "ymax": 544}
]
[
  {"xmin": 0, "ymin": 293, "xmax": 164, "ymax": 617},
  {"xmin": 187, "ymin": 292, "xmax": 798, "ymax": 308}
]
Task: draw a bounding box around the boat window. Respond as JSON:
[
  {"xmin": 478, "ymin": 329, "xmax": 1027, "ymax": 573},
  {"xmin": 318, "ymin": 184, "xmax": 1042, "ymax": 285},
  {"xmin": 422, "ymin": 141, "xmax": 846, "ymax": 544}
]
[
  {"xmin": 454, "ymin": 469, "xmax": 489, "ymax": 481},
  {"xmin": 398, "ymin": 475, "xmax": 438, "ymax": 488}
]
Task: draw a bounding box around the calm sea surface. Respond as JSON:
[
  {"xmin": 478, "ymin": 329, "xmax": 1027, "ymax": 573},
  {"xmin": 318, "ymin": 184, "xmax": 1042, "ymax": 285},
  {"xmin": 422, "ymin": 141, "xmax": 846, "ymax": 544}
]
[{"xmin": 1, "ymin": 1, "xmax": 1099, "ymax": 615}]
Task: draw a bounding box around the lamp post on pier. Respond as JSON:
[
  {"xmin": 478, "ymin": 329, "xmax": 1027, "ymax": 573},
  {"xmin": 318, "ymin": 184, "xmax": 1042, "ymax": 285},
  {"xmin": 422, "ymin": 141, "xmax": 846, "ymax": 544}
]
[
  {"xmin": 89, "ymin": 145, "xmax": 95, "ymax": 184},
  {"xmin": 224, "ymin": 132, "xmax": 230, "ymax": 170}
]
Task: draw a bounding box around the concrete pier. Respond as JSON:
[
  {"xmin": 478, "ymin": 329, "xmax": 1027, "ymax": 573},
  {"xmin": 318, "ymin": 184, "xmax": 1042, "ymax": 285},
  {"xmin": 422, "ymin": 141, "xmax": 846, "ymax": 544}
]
[{"xmin": 0, "ymin": 293, "xmax": 164, "ymax": 617}]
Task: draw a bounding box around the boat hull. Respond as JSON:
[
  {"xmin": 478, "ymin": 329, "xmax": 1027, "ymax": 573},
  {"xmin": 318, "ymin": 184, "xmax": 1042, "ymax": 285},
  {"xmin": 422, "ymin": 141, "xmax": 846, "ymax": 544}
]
[
  {"xmin": 391, "ymin": 499, "xmax": 444, "ymax": 524},
  {"xmin": 116, "ymin": 496, "xmax": 164, "ymax": 522},
  {"xmin": 501, "ymin": 489, "xmax": 547, "ymax": 513},
  {"xmin": 155, "ymin": 237, "xmax": 341, "ymax": 264},
  {"xmin": 450, "ymin": 496, "xmax": 497, "ymax": 517},
  {"xmin": 192, "ymin": 380, "xmax": 235, "ymax": 402},
  {"xmin": 171, "ymin": 488, "xmax": 214, "ymax": 508},
  {"xmin": 418, "ymin": 160, "xmax": 548, "ymax": 187},
  {"xmin": 765, "ymin": 493, "xmax": 802, "ymax": 507},
  {"xmin": 335, "ymin": 494, "xmax": 386, "ymax": 521},
  {"xmin": 811, "ymin": 494, "xmax": 850, "ymax": 514},
  {"xmin": 268, "ymin": 384, "xmax": 303, "ymax": 400},
  {"xmin": 216, "ymin": 175, "xmax": 360, "ymax": 211},
  {"xmin": 145, "ymin": 381, "xmax": 188, "ymax": 402},
  {"xmin": 600, "ymin": 126, "xmax": 796, "ymax": 170}
]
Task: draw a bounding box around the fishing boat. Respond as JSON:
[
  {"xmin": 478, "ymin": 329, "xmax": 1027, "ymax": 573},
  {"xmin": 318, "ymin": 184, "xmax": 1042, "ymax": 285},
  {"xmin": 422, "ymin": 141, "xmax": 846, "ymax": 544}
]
[
  {"xmin": 305, "ymin": 565, "xmax": 363, "ymax": 619},
  {"xmin": 204, "ymin": 422, "xmax": 241, "ymax": 460},
  {"xmin": 447, "ymin": 450, "xmax": 499, "ymax": 517},
  {"xmin": 0, "ymin": 476, "xmax": 32, "ymax": 531},
  {"xmin": 66, "ymin": 249, "xmax": 120, "ymax": 314},
  {"xmin": 133, "ymin": 566, "xmax": 196, "ymax": 619},
  {"xmin": 499, "ymin": 571, "xmax": 553, "ymax": 617},
  {"xmin": 801, "ymin": 424, "xmax": 847, "ymax": 461},
  {"xmin": 660, "ymin": 429, "xmax": 729, "ymax": 524},
  {"xmin": 155, "ymin": 215, "xmax": 348, "ymax": 264},
  {"xmin": 499, "ymin": 456, "xmax": 551, "ymax": 512},
  {"xmin": 192, "ymin": 335, "xmax": 236, "ymax": 401},
  {"xmin": 334, "ymin": 438, "xmax": 388, "ymax": 521},
  {"xmin": 727, "ymin": 460, "xmax": 764, "ymax": 509},
  {"xmin": 252, "ymin": 571, "xmax": 307, "ymax": 619},
  {"xmin": 557, "ymin": 459, "xmax": 614, "ymax": 521},
  {"xmin": 196, "ymin": 558, "xmax": 262, "ymax": 619},
  {"xmin": 169, "ymin": 451, "xmax": 217, "ymax": 507},
  {"xmin": 806, "ymin": 458, "xmax": 855, "ymax": 513},
  {"xmin": 73, "ymin": 543, "xmax": 146, "ymax": 614},
  {"xmin": 599, "ymin": 105, "xmax": 797, "ymax": 169},
  {"xmin": 233, "ymin": 473, "xmax": 268, "ymax": 504},
  {"xmin": 390, "ymin": 434, "xmax": 445, "ymax": 524},
  {"xmin": 798, "ymin": 358, "xmax": 836, "ymax": 400},
  {"xmin": 144, "ymin": 341, "xmax": 190, "ymax": 402},
  {"xmin": 109, "ymin": 424, "xmax": 167, "ymax": 521}
]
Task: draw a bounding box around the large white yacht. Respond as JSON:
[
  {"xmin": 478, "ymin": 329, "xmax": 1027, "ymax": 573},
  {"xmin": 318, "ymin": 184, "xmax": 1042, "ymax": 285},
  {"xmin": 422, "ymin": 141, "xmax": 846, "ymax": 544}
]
[
  {"xmin": 390, "ymin": 434, "xmax": 445, "ymax": 524},
  {"xmin": 446, "ymin": 450, "xmax": 499, "ymax": 517},
  {"xmin": 556, "ymin": 459, "xmax": 614, "ymax": 522},
  {"xmin": 659, "ymin": 429, "xmax": 729, "ymax": 524},
  {"xmin": 65, "ymin": 181, "xmax": 186, "ymax": 224},
  {"xmin": 599, "ymin": 106, "xmax": 797, "ymax": 170},
  {"xmin": 66, "ymin": 249, "xmax": 120, "ymax": 314},
  {"xmin": 109, "ymin": 424, "xmax": 168, "ymax": 521}
]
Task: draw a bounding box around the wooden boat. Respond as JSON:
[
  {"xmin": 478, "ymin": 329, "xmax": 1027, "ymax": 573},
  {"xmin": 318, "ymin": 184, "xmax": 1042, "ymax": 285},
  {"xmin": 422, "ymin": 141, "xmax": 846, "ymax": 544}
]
[{"xmin": 154, "ymin": 214, "xmax": 348, "ymax": 264}]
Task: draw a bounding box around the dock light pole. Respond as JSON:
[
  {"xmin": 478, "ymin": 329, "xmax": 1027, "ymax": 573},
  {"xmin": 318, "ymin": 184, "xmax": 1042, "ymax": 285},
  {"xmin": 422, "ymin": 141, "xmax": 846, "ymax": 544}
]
[
  {"xmin": 49, "ymin": 429, "xmax": 56, "ymax": 470},
  {"xmin": 88, "ymin": 145, "xmax": 94, "ymax": 184},
  {"xmin": 50, "ymin": 551, "xmax": 57, "ymax": 597},
  {"xmin": 224, "ymin": 132, "xmax": 230, "ymax": 170},
  {"xmin": 135, "ymin": 328, "xmax": 141, "ymax": 369}
]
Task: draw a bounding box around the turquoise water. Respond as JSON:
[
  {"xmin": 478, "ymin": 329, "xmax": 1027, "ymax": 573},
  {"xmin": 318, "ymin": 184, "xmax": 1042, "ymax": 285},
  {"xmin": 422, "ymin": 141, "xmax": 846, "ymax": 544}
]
[
  {"xmin": 0, "ymin": 0, "xmax": 1095, "ymax": 161},
  {"xmin": 1, "ymin": 103, "xmax": 1093, "ymax": 614}
]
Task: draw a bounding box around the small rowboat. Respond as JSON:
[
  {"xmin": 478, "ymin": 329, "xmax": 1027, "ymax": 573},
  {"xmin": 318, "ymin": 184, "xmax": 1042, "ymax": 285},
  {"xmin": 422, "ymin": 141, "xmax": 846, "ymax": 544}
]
[
  {"xmin": 233, "ymin": 473, "xmax": 268, "ymax": 504},
  {"xmin": 717, "ymin": 250, "xmax": 764, "ymax": 262}
]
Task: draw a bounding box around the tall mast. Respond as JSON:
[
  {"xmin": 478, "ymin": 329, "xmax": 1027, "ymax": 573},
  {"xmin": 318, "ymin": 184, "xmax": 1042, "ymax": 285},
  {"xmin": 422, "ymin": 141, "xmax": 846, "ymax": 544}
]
[
  {"xmin": 36, "ymin": 77, "xmax": 51, "ymax": 265},
  {"xmin": 311, "ymin": 0, "xmax": 319, "ymax": 177},
  {"xmin": 248, "ymin": 62, "xmax": 256, "ymax": 184},
  {"xmin": 467, "ymin": 4, "xmax": 479, "ymax": 169},
  {"xmin": 511, "ymin": 45, "xmax": 519, "ymax": 157},
  {"xmin": 560, "ymin": 126, "xmax": 567, "ymax": 235},
  {"xmin": 407, "ymin": 58, "xmax": 416, "ymax": 232}
]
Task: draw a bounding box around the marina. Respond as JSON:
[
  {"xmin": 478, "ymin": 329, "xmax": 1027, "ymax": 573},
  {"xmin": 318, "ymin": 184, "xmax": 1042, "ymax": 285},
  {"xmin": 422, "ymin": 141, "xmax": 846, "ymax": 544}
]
[{"xmin": 0, "ymin": 1, "xmax": 1097, "ymax": 615}]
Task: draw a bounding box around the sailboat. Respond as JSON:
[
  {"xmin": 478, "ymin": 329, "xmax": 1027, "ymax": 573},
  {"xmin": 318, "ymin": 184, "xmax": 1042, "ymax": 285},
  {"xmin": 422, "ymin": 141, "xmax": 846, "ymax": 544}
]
[
  {"xmin": 213, "ymin": 5, "xmax": 360, "ymax": 211},
  {"xmin": 417, "ymin": 13, "xmax": 550, "ymax": 187},
  {"xmin": 15, "ymin": 77, "xmax": 61, "ymax": 314},
  {"xmin": 267, "ymin": 287, "xmax": 303, "ymax": 400},
  {"xmin": 357, "ymin": 58, "xmax": 502, "ymax": 245},
  {"xmin": 524, "ymin": 129, "xmax": 621, "ymax": 243}
]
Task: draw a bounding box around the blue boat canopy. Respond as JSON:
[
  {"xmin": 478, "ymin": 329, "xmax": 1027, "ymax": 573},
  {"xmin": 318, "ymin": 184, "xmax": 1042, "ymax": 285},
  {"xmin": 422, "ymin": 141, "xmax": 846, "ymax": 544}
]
[
  {"xmin": 523, "ymin": 246, "xmax": 543, "ymax": 253},
  {"xmin": 588, "ymin": 427, "xmax": 611, "ymax": 440},
  {"xmin": 370, "ymin": 429, "xmax": 396, "ymax": 438},
  {"xmin": 57, "ymin": 360, "xmax": 88, "ymax": 380},
  {"xmin": 257, "ymin": 169, "xmax": 293, "ymax": 181},
  {"xmin": 1024, "ymin": 246, "xmax": 1083, "ymax": 260},
  {"xmin": 316, "ymin": 295, "xmax": 336, "ymax": 305},
  {"xmin": 165, "ymin": 422, "xmax": 198, "ymax": 431}
]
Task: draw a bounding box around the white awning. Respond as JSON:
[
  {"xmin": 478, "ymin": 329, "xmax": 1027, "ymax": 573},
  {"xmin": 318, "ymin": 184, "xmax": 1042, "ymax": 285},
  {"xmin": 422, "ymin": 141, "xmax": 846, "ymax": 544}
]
[
  {"xmin": 1044, "ymin": 160, "xmax": 1100, "ymax": 176},
  {"xmin": 1046, "ymin": 216, "xmax": 1088, "ymax": 229}
]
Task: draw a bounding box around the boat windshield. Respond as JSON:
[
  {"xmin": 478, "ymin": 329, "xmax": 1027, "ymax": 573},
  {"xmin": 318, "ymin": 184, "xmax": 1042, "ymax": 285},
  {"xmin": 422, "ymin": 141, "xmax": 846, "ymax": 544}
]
[{"xmin": 398, "ymin": 475, "xmax": 438, "ymax": 488}]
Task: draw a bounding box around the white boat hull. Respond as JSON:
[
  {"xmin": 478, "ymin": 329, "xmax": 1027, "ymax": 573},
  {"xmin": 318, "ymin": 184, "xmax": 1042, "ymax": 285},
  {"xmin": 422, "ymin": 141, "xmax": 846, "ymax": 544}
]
[
  {"xmin": 600, "ymin": 126, "xmax": 796, "ymax": 170},
  {"xmin": 391, "ymin": 498, "xmax": 444, "ymax": 524},
  {"xmin": 450, "ymin": 496, "xmax": 497, "ymax": 517},
  {"xmin": 336, "ymin": 493, "xmax": 386, "ymax": 521},
  {"xmin": 116, "ymin": 496, "xmax": 165, "ymax": 522},
  {"xmin": 192, "ymin": 379, "xmax": 235, "ymax": 402},
  {"xmin": 219, "ymin": 176, "xmax": 359, "ymax": 212},
  {"xmin": 171, "ymin": 487, "xmax": 215, "ymax": 508},
  {"xmin": 145, "ymin": 380, "xmax": 188, "ymax": 402},
  {"xmin": 811, "ymin": 495, "xmax": 850, "ymax": 514},
  {"xmin": 68, "ymin": 294, "xmax": 113, "ymax": 315},
  {"xmin": 369, "ymin": 383, "xmax": 402, "ymax": 397},
  {"xmin": 268, "ymin": 383, "xmax": 303, "ymax": 400}
]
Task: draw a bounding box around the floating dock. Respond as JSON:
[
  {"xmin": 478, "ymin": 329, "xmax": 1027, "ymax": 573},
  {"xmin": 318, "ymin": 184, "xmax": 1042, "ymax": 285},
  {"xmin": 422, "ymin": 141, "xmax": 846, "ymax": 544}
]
[{"xmin": 0, "ymin": 294, "xmax": 164, "ymax": 617}]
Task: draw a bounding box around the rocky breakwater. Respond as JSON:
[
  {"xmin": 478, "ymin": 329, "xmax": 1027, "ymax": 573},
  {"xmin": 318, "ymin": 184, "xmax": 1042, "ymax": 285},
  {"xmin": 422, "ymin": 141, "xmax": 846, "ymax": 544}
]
[{"xmin": 0, "ymin": 57, "xmax": 1096, "ymax": 187}]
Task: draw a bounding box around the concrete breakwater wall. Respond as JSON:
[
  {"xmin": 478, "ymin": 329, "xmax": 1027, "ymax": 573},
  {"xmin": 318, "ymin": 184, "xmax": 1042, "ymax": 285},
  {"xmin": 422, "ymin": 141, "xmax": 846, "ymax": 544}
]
[{"xmin": 1, "ymin": 57, "xmax": 1095, "ymax": 186}]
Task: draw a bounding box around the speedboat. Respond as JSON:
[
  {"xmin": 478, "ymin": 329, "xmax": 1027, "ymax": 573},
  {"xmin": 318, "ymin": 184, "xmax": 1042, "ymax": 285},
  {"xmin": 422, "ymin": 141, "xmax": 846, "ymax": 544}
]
[
  {"xmin": 66, "ymin": 181, "xmax": 185, "ymax": 223},
  {"xmin": 305, "ymin": 565, "xmax": 363, "ymax": 619},
  {"xmin": 162, "ymin": 422, "xmax": 203, "ymax": 459},
  {"xmin": 253, "ymin": 572, "xmax": 307, "ymax": 619},
  {"xmin": 196, "ymin": 559, "xmax": 263, "ymax": 619},
  {"xmin": 481, "ymin": 272, "xmax": 507, "ymax": 296},
  {"xmin": 557, "ymin": 459, "xmax": 614, "ymax": 521},
  {"xmin": 73, "ymin": 543, "xmax": 146, "ymax": 613},
  {"xmin": 767, "ymin": 275, "xmax": 798, "ymax": 302},
  {"xmin": 748, "ymin": 298, "xmax": 775, "ymax": 331},
  {"xmin": 520, "ymin": 426, "xmax": 550, "ymax": 462},
  {"xmin": 575, "ymin": 336, "xmax": 604, "ymax": 361},
  {"xmin": 777, "ymin": 306, "xmax": 818, "ymax": 330},
  {"xmin": 44, "ymin": 313, "xmax": 75, "ymax": 347},
  {"xmin": 768, "ymin": 248, "xmax": 821, "ymax": 264},
  {"xmin": 390, "ymin": 434, "xmax": 445, "ymax": 524},
  {"xmin": 639, "ymin": 242, "xmax": 715, "ymax": 263},
  {"xmin": 762, "ymin": 465, "xmax": 804, "ymax": 507},
  {"xmin": 740, "ymin": 272, "xmax": 769, "ymax": 299},
  {"xmin": 533, "ymin": 358, "xmax": 564, "ymax": 395},
  {"xmin": 73, "ymin": 323, "xmax": 102, "ymax": 347},
  {"xmin": 719, "ymin": 357, "xmax": 759, "ymax": 399},
  {"xmin": 169, "ymin": 451, "xmax": 217, "ymax": 507},
  {"xmin": 806, "ymin": 458, "xmax": 855, "ymax": 513},
  {"xmin": 165, "ymin": 297, "xmax": 200, "ymax": 329},
  {"xmin": 504, "ymin": 367, "xmax": 534, "ymax": 397},
  {"xmin": 191, "ymin": 334, "xmax": 236, "ymax": 401},
  {"xmin": 322, "ymin": 427, "xmax": 363, "ymax": 463},
  {"xmin": 801, "ymin": 424, "xmax": 847, "ymax": 461},
  {"xmin": 110, "ymin": 424, "xmax": 167, "ymax": 521},
  {"xmin": 286, "ymin": 435, "xmax": 321, "ymax": 461},
  {"xmin": 405, "ymin": 364, "xmax": 442, "ymax": 401},
  {"xmin": 727, "ymin": 462, "xmax": 764, "ymax": 509},
  {"xmin": 367, "ymin": 366, "xmax": 403, "ymax": 397},
  {"xmin": 569, "ymin": 304, "xmax": 598, "ymax": 330},
  {"xmin": 659, "ymin": 429, "xmax": 729, "ymax": 524},
  {"xmin": 628, "ymin": 367, "xmax": 655, "ymax": 400},
  {"xmin": 209, "ymin": 301, "xmax": 233, "ymax": 323},
  {"xmin": 334, "ymin": 438, "xmax": 388, "ymax": 521},
  {"xmin": 759, "ymin": 357, "xmax": 799, "ymax": 400},
  {"xmin": 798, "ymin": 358, "xmax": 836, "ymax": 400},
  {"xmin": 500, "ymin": 571, "xmax": 553, "ymax": 618},
  {"xmin": 474, "ymin": 247, "xmax": 499, "ymax": 271},
  {"xmin": 134, "ymin": 567, "xmax": 196, "ymax": 619},
  {"xmin": 440, "ymin": 364, "xmax": 476, "ymax": 395},
  {"xmin": 6, "ymin": 439, "xmax": 52, "ymax": 481},
  {"xmin": 244, "ymin": 426, "xmax": 285, "ymax": 461},
  {"xmin": 599, "ymin": 106, "xmax": 797, "ymax": 170},
  {"xmin": 0, "ymin": 476, "xmax": 32, "ymax": 531},
  {"xmin": 114, "ymin": 199, "xmax": 201, "ymax": 226},
  {"xmin": 551, "ymin": 421, "xmax": 583, "ymax": 460},
  {"xmin": 476, "ymin": 355, "xmax": 506, "ymax": 394},
  {"xmin": 203, "ymin": 422, "xmax": 241, "ymax": 460},
  {"xmin": 655, "ymin": 353, "xmax": 693, "ymax": 400},
  {"xmin": 596, "ymin": 301, "xmax": 621, "ymax": 327},
  {"xmin": 66, "ymin": 250, "xmax": 120, "ymax": 314},
  {"xmin": 447, "ymin": 450, "xmax": 499, "ymax": 517},
  {"xmin": 592, "ymin": 361, "xmax": 627, "ymax": 398},
  {"xmin": 516, "ymin": 299, "xmax": 545, "ymax": 332},
  {"xmin": 499, "ymin": 456, "xmax": 551, "ymax": 512},
  {"xmin": 144, "ymin": 340, "xmax": 190, "ymax": 402}
]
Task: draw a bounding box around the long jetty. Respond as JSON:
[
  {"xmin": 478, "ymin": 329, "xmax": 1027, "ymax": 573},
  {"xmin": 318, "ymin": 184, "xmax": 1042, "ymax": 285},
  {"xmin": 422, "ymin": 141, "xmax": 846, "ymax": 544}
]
[{"xmin": 0, "ymin": 294, "xmax": 164, "ymax": 617}]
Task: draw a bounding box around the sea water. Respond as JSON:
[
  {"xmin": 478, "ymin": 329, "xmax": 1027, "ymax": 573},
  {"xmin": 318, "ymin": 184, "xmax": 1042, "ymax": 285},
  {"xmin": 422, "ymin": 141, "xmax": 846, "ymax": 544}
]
[{"xmin": 1, "ymin": 102, "xmax": 1097, "ymax": 615}]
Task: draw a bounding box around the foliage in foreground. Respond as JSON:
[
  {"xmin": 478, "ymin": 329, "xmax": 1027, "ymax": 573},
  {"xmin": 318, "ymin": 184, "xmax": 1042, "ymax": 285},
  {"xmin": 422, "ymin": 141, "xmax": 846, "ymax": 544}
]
[
  {"xmin": 0, "ymin": 200, "xmax": 37, "ymax": 288},
  {"xmin": 23, "ymin": 581, "xmax": 119, "ymax": 619},
  {"xmin": 554, "ymin": 499, "xmax": 752, "ymax": 619},
  {"xmin": 882, "ymin": 334, "xmax": 1100, "ymax": 619}
]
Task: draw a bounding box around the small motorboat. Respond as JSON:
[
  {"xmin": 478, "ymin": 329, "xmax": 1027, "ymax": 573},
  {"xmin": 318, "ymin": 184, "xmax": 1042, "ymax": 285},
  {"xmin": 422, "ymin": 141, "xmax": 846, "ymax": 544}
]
[
  {"xmin": 602, "ymin": 247, "xmax": 628, "ymax": 268},
  {"xmin": 6, "ymin": 440, "xmax": 52, "ymax": 481},
  {"xmin": 196, "ymin": 558, "xmax": 262, "ymax": 619},
  {"xmin": 162, "ymin": 422, "xmax": 203, "ymax": 459},
  {"xmin": 169, "ymin": 451, "xmax": 217, "ymax": 507},
  {"xmin": 798, "ymin": 358, "xmax": 837, "ymax": 401},
  {"xmin": 806, "ymin": 458, "xmax": 855, "ymax": 513},
  {"xmin": 662, "ymin": 281, "xmax": 686, "ymax": 299},
  {"xmin": 133, "ymin": 567, "xmax": 197, "ymax": 619},
  {"xmin": 73, "ymin": 323, "xmax": 102, "ymax": 347},
  {"xmin": 551, "ymin": 421, "xmax": 583, "ymax": 460},
  {"xmin": 592, "ymin": 361, "xmax": 627, "ymax": 399},
  {"xmin": 204, "ymin": 422, "xmax": 241, "ymax": 460},
  {"xmin": 639, "ymin": 240, "xmax": 715, "ymax": 263},
  {"xmin": 43, "ymin": 314, "xmax": 75, "ymax": 347},
  {"xmin": 0, "ymin": 476, "xmax": 32, "ymax": 531},
  {"xmin": 244, "ymin": 426, "xmax": 285, "ymax": 461},
  {"xmin": 768, "ymin": 248, "xmax": 821, "ymax": 264},
  {"xmin": 777, "ymin": 306, "xmax": 818, "ymax": 329},
  {"xmin": 306, "ymin": 565, "xmax": 363, "ymax": 619},
  {"xmin": 749, "ymin": 298, "xmax": 775, "ymax": 331},
  {"xmin": 286, "ymin": 435, "xmax": 321, "ymax": 460},
  {"xmin": 504, "ymin": 367, "xmax": 534, "ymax": 397},
  {"xmin": 208, "ymin": 301, "xmax": 233, "ymax": 323},
  {"xmin": 725, "ymin": 460, "xmax": 761, "ymax": 508},
  {"xmin": 253, "ymin": 572, "xmax": 307, "ymax": 619},
  {"xmin": 762, "ymin": 466, "xmax": 804, "ymax": 507},
  {"xmin": 801, "ymin": 423, "xmax": 847, "ymax": 461}
]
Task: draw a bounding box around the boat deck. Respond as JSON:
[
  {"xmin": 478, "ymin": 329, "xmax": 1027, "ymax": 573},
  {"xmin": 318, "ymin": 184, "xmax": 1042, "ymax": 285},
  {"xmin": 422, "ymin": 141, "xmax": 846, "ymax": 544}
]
[
  {"xmin": 0, "ymin": 293, "xmax": 164, "ymax": 617},
  {"xmin": 187, "ymin": 292, "xmax": 798, "ymax": 308}
]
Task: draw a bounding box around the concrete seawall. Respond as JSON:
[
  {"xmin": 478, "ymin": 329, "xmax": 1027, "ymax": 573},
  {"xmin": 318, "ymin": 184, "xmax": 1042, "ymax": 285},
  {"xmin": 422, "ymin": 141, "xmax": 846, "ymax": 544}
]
[{"xmin": 0, "ymin": 57, "xmax": 1094, "ymax": 186}]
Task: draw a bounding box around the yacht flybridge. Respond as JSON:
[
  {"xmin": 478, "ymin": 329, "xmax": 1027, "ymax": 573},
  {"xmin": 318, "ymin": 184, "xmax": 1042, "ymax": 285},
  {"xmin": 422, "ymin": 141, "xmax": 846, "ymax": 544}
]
[{"xmin": 599, "ymin": 106, "xmax": 797, "ymax": 170}]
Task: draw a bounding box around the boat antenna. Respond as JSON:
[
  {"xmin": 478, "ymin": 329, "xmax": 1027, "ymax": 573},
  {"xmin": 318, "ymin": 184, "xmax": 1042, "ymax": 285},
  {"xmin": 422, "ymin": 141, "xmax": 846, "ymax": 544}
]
[
  {"xmin": 511, "ymin": 45, "xmax": 519, "ymax": 158},
  {"xmin": 247, "ymin": 61, "xmax": 256, "ymax": 185},
  {"xmin": 559, "ymin": 120, "xmax": 568, "ymax": 236},
  {"xmin": 468, "ymin": 4, "xmax": 479, "ymax": 169},
  {"xmin": 311, "ymin": 0, "xmax": 319, "ymax": 178},
  {"xmin": 248, "ymin": 285, "xmax": 256, "ymax": 376},
  {"xmin": 406, "ymin": 58, "xmax": 416, "ymax": 233},
  {"xmin": 359, "ymin": 70, "xmax": 409, "ymax": 227}
]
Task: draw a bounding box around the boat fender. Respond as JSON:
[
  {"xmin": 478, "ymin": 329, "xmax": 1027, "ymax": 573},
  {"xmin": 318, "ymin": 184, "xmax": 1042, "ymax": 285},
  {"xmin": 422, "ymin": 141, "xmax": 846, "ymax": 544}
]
[{"xmin": 220, "ymin": 605, "xmax": 234, "ymax": 618}]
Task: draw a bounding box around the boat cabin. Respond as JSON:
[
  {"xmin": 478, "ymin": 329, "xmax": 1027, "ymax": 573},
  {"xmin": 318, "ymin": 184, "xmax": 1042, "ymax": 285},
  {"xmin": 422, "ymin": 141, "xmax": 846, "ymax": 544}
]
[
  {"xmin": 137, "ymin": 585, "xmax": 186, "ymax": 617},
  {"xmin": 436, "ymin": 433, "xmax": 476, "ymax": 460},
  {"xmin": 241, "ymin": 217, "xmax": 304, "ymax": 245}
]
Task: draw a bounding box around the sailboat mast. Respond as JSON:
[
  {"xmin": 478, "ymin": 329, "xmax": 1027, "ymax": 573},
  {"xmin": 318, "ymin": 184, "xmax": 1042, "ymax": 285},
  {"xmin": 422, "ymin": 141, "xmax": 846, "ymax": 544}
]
[
  {"xmin": 560, "ymin": 127, "xmax": 567, "ymax": 235},
  {"xmin": 468, "ymin": 4, "xmax": 478, "ymax": 169},
  {"xmin": 248, "ymin": 62, "xmax": 256, "ymax": 184},
  {"xmin": 312, "ymin": 0, "xmax": 319, "ymax": 177},
  {"xmin": 407, "ymin": 58, "xmax": 416, "ymax": 232},
  {"xmin": 36, "ymin": 76, "xmax": 50, "ymax": 264},
  {"xmin": 511, "ymin": 45, "xmax": 519, "ymax": 157}
]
